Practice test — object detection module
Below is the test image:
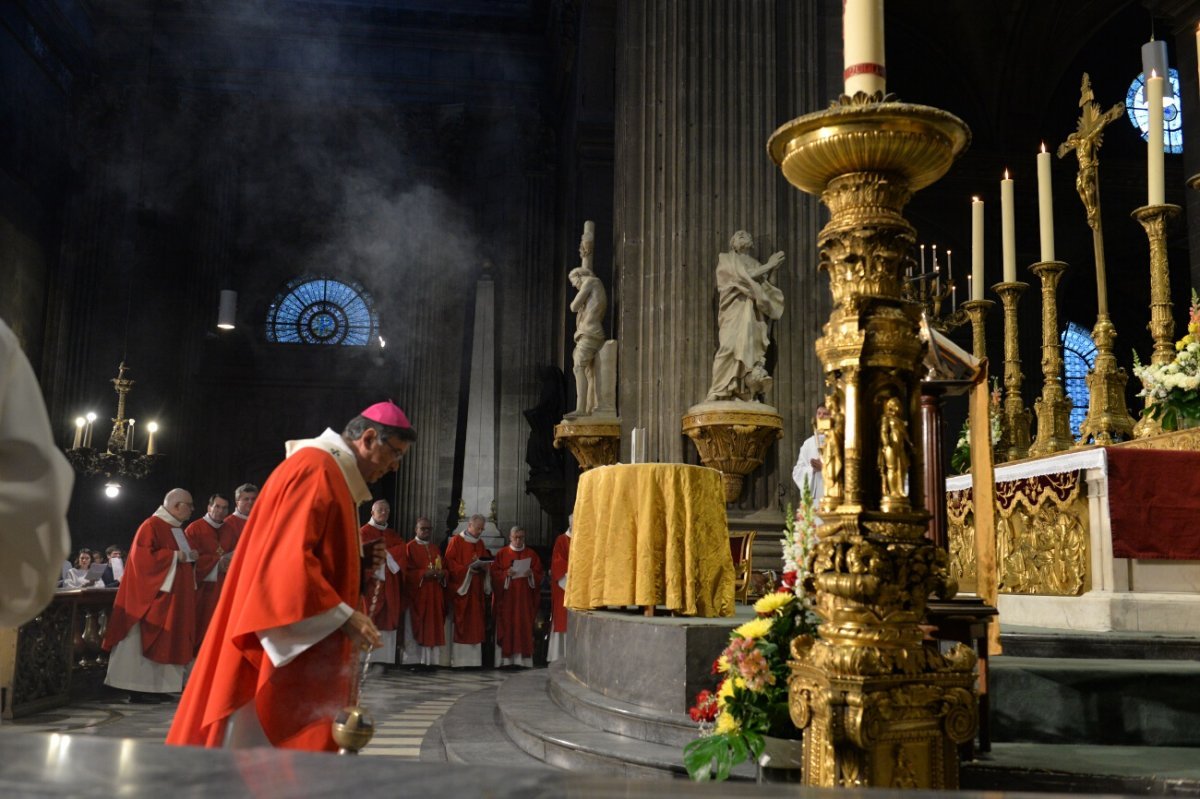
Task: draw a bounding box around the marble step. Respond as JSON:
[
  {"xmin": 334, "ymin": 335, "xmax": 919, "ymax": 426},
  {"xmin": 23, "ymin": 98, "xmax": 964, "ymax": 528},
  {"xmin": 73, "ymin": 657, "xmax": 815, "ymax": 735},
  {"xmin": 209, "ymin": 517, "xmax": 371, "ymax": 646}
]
[
  {"xmin": 424, "ymin": 685, "xmax": 552, "ymax": 770},
  {"xmin": 546, "ymin": 662, "xmax": 697, "ymax": 747},
  {"xmin": 1000, "ymin": 626, "xmax": 1200, "ymax": 660},
  {"xmin": 963, "ymin": 742, "xmax": 1200, "ymax": 794},
  {"xmin": 990, "ymin": 656, "xmax": 1200, "ymax": 746}
]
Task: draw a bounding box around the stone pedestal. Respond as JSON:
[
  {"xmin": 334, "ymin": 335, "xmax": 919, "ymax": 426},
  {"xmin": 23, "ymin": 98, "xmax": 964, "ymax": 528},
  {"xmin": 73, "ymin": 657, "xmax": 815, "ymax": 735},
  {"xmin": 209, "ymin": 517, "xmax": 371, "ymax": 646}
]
[
  {"xmin": 553, "ymin": 418, "xmax": 621, "ymax": 472},
  {"xmin": 681, "ymin": 402, "xmax": 783, "ymax": 503}
]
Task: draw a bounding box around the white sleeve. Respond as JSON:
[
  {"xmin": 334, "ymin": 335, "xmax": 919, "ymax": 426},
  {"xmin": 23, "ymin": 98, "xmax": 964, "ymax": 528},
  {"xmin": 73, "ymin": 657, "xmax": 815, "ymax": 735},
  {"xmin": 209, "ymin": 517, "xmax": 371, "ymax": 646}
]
[
  {"xmin": 385, "ymin": 551, "xmax": 401, "ymax": 575},
  {"xmin": 793, "ymin": 436, "xmax": 817, "ymax": 493},
  {"xmin": 257, "ymin": 602, "xmax": 355, "ymax": 668}
]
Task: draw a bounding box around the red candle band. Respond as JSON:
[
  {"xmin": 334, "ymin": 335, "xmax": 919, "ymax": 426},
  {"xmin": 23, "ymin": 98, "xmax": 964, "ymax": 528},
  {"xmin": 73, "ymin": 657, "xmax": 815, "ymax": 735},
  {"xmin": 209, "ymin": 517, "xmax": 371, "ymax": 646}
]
[{"xmin": 843, "ymin": 62, "xmax": 887, "ymax": 79}]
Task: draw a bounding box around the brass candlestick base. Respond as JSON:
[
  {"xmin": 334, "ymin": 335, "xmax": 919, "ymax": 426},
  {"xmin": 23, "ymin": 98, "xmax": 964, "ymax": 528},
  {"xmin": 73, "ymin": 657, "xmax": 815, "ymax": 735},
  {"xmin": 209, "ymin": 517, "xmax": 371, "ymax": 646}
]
[
  {"xmin": 769, "ymin": 97, "xmax": 977, "ymax": 790},
  {"xmin": 553, "ymin": 419, "xmax": 621, "ymax": 471},
  {"xmin": 960, "ymin": 299, "xmax": 994, "ymax": 361},
  {"xmin": 1079, "ymin": 314, "xmax": 1135, "ymax": 444},
  {"xmin": 1132, "ymin": 204, "xmax": 1182, "ymax": 439},
  {"xmin": 992, "ymin": 281, "xmax": 1032, "ymax": 461},
  {"xmin": 1028, "ymin": 261, "xmax": 1075, "ymax": 456},
  {"xmin": 682, "ymin": 404, "xmax": 783, "ymax": 503}
]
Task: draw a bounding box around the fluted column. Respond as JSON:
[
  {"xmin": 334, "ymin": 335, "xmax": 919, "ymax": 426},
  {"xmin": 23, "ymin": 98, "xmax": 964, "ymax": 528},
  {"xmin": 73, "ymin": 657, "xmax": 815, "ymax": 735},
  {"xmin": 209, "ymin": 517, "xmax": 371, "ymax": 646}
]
[{"xmin": 613, "ymin": 0, "xmax": 834, "ymax": 510}]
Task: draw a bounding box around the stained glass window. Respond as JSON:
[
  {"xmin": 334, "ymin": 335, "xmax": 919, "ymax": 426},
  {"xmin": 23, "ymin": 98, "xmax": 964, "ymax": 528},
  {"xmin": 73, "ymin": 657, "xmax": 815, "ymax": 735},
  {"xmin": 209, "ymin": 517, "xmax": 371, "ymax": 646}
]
[
  {"xmin": 1126, "ymin": 68, "xmax": 1183, "ymax": 154},
  {"xmin": 266, "ymin": 277, "xmax": 378, "ymax": 346},
  {"xmin": 1061, "ymin": 321, "xmax": 1097, "ymax": 439}
]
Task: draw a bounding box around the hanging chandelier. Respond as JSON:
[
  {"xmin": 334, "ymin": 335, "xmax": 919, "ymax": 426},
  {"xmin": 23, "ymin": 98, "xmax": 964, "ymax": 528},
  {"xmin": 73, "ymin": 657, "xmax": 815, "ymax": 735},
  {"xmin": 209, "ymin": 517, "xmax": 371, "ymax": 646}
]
[{"xmin": 64, "ymin": 362, "xmax": 162, "ymax": 484}]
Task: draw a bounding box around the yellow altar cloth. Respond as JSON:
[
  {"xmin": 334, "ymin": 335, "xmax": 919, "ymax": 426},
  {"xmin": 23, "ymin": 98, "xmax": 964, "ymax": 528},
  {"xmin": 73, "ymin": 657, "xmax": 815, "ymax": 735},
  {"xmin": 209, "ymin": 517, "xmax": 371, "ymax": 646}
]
[{"xmin": 565, "ymin": 463, "xmax": 735, "ymax": 617}]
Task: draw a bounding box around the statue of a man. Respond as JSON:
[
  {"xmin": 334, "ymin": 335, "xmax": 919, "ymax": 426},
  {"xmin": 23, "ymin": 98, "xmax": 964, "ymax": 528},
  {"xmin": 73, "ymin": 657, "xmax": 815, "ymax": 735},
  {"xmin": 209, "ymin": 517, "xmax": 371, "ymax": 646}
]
[
  {"xmin": 878, "ymin": 396, "xmax": 910, "ymax": 505},
  {"xmin": 705, "ymin": 230, "xmax": 785, "ymax": 402},
  {"xmin": 568, "ymin": 221, "xmax": 607, "ymax": 417}
]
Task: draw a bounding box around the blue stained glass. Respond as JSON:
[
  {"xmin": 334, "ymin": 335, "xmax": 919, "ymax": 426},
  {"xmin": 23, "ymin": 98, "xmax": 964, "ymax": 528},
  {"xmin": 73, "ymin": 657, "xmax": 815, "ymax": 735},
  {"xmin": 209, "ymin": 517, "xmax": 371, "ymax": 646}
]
[
  {"xmin": 1061, "ymin": 321, "xmax": 1097, "ymax": 439},
  {"xmin": 1126, "ymin": 68, "xmax": 1183, "ymax": 154},
  {"xmin": 266, "ymin": 277, "xmax": 377, "ymax": 346}
]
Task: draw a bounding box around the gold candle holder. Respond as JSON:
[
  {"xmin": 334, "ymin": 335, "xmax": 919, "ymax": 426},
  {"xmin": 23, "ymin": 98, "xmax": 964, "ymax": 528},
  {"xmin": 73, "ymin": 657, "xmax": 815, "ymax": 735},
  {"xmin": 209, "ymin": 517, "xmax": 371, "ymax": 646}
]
[
  {"xmin": 1028, "ymin": 261, "xmax": 1075, "ymax": 455},
  {"xmin": 992, "ymin": 281, "xmax": 1031, "ymax": 461},
  {"xmin": 1078, "ymin": 313, "xmax": 1136, "ymax": 444},
  {"xmin": 1131, "ymin": 203, "xmax": 1181, "ymax": 438},
  {"xmin": 959, "ymin": 299, "xmax": 994, "ymax": 361}
]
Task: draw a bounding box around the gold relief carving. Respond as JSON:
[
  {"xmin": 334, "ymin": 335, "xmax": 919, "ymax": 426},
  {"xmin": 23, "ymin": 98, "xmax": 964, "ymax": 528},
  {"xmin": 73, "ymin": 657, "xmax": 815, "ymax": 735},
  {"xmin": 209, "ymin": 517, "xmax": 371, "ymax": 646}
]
[
  {"xmin": 681, "ymin": 409, "xmax": 783, "ymax": 503},
  {"xmin": 552, "ymin": 421, "xmax": 620, "ymax": 472},
  {"xmin": 1115, "ymin": 427, "xmax": 1200, "ymax": 452},
  {"xmin": 946, "ymin": 489, "xmax": 978, "ymax": 590},
  {"xmin": 819, "ymin": 392, "xmax": 845, "ymax": 511}
]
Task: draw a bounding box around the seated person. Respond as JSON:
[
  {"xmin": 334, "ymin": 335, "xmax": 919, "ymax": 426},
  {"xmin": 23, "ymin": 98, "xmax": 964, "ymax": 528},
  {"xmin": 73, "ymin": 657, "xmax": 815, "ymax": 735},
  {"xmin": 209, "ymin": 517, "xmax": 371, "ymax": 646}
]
[
  {"xmin": 101, "ymin": 544, "xmax": 125, "ymax": 585},
  {"xmin": 61, "ymin": 548, "xmax": 106, "ymax": 589}
]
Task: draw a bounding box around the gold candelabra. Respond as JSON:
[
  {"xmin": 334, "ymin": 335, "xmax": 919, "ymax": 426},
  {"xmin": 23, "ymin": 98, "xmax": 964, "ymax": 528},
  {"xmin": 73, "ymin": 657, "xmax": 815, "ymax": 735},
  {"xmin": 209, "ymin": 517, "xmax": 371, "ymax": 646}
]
[
  {"xmin": 992, "ymin": 282, "xmax": 1031, "ymax": 461},
  {"xmin": 1028, "ymin": 261, "xmax": 1075, "ymax": 455},
  {"xmin": 769, "ymin": 94, "xmax": 977, "ymax": 789},
  {"xmin": 960, "ymin": 299, "xmax": 993, "ymax": 361},
  {"xmin": 63, "ymin": 362, "xmax": 162, "ymax": 481},
  {"xmin": 1131, "ymin": 203, "xmax": 1181, "ymax": 438}
]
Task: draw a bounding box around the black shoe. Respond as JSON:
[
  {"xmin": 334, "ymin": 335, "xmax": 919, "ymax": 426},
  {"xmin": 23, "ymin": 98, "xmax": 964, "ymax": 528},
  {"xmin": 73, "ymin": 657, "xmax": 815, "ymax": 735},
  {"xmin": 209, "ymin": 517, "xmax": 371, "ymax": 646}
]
[{"xmin": 127, "ymin": 691, "xmax": 166, "ymax": 704}]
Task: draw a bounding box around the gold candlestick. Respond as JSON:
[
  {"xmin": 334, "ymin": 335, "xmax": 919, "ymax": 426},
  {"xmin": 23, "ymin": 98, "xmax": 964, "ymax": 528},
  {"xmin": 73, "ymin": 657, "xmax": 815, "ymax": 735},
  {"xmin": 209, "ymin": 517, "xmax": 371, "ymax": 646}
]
[
  {"xmin": 1028, "ymin": 261, "xmax": 1075, "ymax": 455},
  {"xmin": 959, "ymin": 299, "xmax": 994, "ymax": 361},
  {"xmin": 1131, "ymin": 204, "xmax": 1182, "ymax": 438},
  {"xmin": 992, "ymin": 281, "xmax": 1031, "ymax": 461},
  {"xmin": 1079, "ymin": 314, "xmax": 1135, "ymax": 444}
]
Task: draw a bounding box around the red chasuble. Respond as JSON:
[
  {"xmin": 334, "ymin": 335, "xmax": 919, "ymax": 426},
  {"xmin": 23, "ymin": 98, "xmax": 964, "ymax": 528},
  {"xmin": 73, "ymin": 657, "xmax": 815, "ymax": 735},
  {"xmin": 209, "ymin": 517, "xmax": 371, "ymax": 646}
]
[
  {"xmin": 550, "ymin": 533, "xmax": 571, "ymax": 634},
  {"xmin": 102, "ymin": 515, "xmax": 196, "ymax": 665},
  {"xmin": 404, "ymin": 539, "xmax": 446, "ymax": 647},
  {"xmin": 444, "ymin": 533, "xmax": 488, "ymax": 645},
  {"xmin": 359, "ymin": 523, "xmax": 406, "ymax": 631},
  {"xmin": 222, "ymin": 513, "xmax": 247, "ymax": 548},
  {"xmin": 490, "ymin": 546, "xmax": 544, "ymax": 659},
  {"xmin": 166, "ymin": 447, "xmax": 361, "ymax": 751},
  {"xmin": 186, "ymin": 517, "xmax": 230, "ymax": 650}
]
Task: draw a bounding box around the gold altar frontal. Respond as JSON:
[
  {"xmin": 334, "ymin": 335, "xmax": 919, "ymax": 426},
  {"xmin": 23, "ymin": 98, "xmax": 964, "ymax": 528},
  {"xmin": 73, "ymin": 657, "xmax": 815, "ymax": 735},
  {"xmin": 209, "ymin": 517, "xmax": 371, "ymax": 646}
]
[{"xmin": 565, "ymin": 463, "xmax": 735, "ymax": 617}]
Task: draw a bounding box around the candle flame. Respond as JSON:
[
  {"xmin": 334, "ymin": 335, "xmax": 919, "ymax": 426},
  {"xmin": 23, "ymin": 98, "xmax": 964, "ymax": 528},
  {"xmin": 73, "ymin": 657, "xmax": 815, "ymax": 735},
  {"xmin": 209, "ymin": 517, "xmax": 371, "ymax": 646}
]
[
  {"xmin": 75, "ymin": 417, "xmax": 85, "ymax": 428},
  {"xmin": 1004, "ymin": 169, "xmax": 1010, "ymax": 180},
  {"xmin": 1151, "ymin": 68, "xmax": 1158, "ymax": 79},
  {"xmin": 972, "ymin": 196, "xmax": 980, "ymax": 203},
  {"xmin": 1040, "ymin": 141, "xmax": 1047, "ymax": 153}
]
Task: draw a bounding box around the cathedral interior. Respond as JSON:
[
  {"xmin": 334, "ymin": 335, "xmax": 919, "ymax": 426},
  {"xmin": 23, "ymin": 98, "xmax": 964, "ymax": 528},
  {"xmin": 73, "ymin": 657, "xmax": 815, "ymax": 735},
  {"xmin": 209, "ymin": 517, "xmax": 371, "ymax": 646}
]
[{"xmin": 5, "ymin": 0, "xmax": 1200, "ymax": 791}]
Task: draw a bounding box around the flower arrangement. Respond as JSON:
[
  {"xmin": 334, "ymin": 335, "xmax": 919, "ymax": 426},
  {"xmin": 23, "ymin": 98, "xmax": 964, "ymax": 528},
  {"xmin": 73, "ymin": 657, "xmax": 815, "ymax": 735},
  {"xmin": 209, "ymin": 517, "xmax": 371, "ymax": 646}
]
[
  {"xmin": 1134, "ymin": 290, "xmax": 1200, "ymax": 431},
  {"xmin": 682, "ymin": 486, "xmax": 821, "ymax": 781},
  {"xmin": 950, "ymin": 379, "xmax": 1003, "ymax": 475}
]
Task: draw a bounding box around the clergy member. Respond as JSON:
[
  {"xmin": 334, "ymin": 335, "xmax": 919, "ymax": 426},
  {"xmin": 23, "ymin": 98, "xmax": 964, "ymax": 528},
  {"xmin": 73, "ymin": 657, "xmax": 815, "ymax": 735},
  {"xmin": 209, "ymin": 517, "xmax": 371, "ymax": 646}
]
[
  {"xmin": 186, "ymin": 493, "xmax": 231, "ymax": 650},
  {"xmin": 547, "ymin": 518, "xmax": 571, "ymax": 663},
  {"xmin": 491, "ymin": 526, "xmax": 543, "ymax": 668},
  {"xmin": 166, "ymin": 402, "xmax": 414, "ymax": 751},
  {"xmin": 402, "ymin": 515, "xmax": 445, "ymax": 668},
  {"xmin": 103, "ymin": 488, "xmax": 199, "ymax": 703},
  {"xmin": 359, "ymin": 499, "xmax": 406, "ymax": 666},
  {"xmin": 444, "ymin": 513, "xmax": 491, "ymax": 667},
  {"xmin": 792, "ymin": 404, "xmax": 829, "ymax": 502},
  {"xmin": 221, "ymin": 482, "xmax": 258, "ymax": 546}
]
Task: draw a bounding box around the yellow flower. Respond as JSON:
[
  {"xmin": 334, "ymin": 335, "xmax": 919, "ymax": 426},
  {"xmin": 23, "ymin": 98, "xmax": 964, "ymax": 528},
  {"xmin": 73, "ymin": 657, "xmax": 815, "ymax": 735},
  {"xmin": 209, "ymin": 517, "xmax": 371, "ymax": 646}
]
[
  {"xmin": 1178, "ymin": 339, "xmax": 1187, "ymax": 352},
  {"xmin": 754, "ymin": 592, "xmax": 795, "ymax": 616},
  {"xmin": 716, "ymin": 655, "xmax": 730, "ymax": 673},
  {"xmin": 717, "ymin": 678, "xmax": 735, "ymax": 702},
  {"xmin": 1190, "ymin": 322, "xmax": 1198, "ymax": 336},
  {"xmin": 733, "ymin": 617, "xmax": 773, "ymax": 641},
  {"xmin": 714, "ymin": 711, "xmax": 739, "ymax": 735}
]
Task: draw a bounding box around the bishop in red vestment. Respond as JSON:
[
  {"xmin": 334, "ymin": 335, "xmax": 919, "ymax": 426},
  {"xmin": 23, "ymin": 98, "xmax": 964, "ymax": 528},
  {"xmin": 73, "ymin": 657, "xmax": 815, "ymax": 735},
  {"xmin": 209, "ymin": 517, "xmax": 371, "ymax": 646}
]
[
  {"xmin": 359, "ymin": 499, "xmax": 407, "ymax": 664},
  {"xmin": 186, "ymin": 493, "xmax": 233, "ymax": 651},
  {"xmin": 103, "ymin": 489, "xmax": 199, "ymax": 700},
  {"xmin": 444, "ymin": 514, "xmax": 491, "ymax": 667},
  {"xmin": 402, "ymin": 515, "xmax": 445, "ymax": 667},
  {"xmin": 166, "ymin": 402, "xmax": 415, "ymax": 751},
  {"xmin": 547, "ymin": 524, "xmax": 571, "ymax": 663},
  {"xmin": 491, "ymin": 526, "xmax": 544, "ymax": 668}
]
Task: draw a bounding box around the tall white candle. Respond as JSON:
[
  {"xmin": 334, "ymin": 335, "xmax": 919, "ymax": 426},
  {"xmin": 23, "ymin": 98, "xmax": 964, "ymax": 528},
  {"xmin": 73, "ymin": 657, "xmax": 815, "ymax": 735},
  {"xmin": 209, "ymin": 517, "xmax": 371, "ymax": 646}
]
[
  {"xmin": 72, "ymin": 417, "xmax": 85, "ymax": 449},
  {"xmin": 1147, "ymin": 70, "xmax": 1166, "ymax": 206},
  {"xmin": 146, "ymin": 421, "xmax": 158, "ymax": 456},
  {"xmin": 946, "ymin": 250, "xmax": 953, "ymax": 282},
  {"xmin": 1001, "ymin": 170, "xmax": 1016, "ymax": 283},
  {"xmin": 1037, "ymin": 144, "xmax": 1055, "ymax": 262},
  {"xmin": 843, "ymin": 0, "xmax": 885, "ymax": 96},
  {"xmin": 126, "ymin": 419, "xmax": 135, "ymax": 451},
  {"xmin": 971, "ymin": 197, "xmax": 984, "ymax": 300}
]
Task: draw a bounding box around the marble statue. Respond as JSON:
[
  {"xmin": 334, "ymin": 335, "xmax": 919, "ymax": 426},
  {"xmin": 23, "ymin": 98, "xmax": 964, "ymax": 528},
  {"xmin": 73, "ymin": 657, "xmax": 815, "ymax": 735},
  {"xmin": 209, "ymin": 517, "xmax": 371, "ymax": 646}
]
[
  {"xmin": 705, "ymin": 230, "xmax": 785, "ymax": 402},
  {"xmin": 567, "ymin": 221, "xmax": 608, "ymax": 418},
  {"xmin": 878, "ymin": 396, "xmax": 910, "ymax": 505}
]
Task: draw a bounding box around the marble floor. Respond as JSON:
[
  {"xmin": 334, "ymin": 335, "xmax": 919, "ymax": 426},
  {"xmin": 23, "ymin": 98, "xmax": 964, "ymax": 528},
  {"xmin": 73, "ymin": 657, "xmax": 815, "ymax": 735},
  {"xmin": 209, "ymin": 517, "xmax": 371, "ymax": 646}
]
[{"xmin": 0, "ymin": 666, "xmax": 507, "ymax": 757}]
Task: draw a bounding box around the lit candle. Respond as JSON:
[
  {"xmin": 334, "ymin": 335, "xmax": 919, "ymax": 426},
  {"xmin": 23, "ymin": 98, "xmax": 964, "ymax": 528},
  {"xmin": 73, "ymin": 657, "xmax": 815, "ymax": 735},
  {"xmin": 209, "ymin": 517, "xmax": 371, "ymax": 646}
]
[
  {"xmin": 967, "ymin": 275, "xmax": 973, "ymax": 304},
  {"xmin": 842, "ymin": 0, "xmax": 885, "ymax": 97},
  {"xmin": 971, "ymin": 196, "xmax": 984, "ymax": 300},
  {"xmin": 146, "ymin": 421, "xmax": 159, "ymax": 456},
  {"xmin": 1037, "ymin": 143, "xmax": 1055, "ymax": 262},
  {"xmin": 1147, "ymin": 69, "xmax": 1166, "ymax": 206},
  {"xmin": 126, "ymin": 419, "xmax": 135, "ymax": 451},
  {"xmin": 952, "ymin": 283, "xmax": 957, "ymax": 311},
  {"xmin": 84, "ymin": 412, "xmax": 97, "ymax": 449},
  {"xmin": 72, "ymin": 417, "xmax": 85, "ymax": 449},
  {"xmin": 1196, "ymin": 25, "xmax": 1200, "ymax": 99},
  {"xmin": 1001, "ymin": 170, "xmax": 1016, "ymax": 283},
  {"xmin": 946, "ymin": 250, "xmax": 953, "ymax": 282},
  {"xmin": 920, "ymin": 243, "xmax": 926, "ymax": 273}
]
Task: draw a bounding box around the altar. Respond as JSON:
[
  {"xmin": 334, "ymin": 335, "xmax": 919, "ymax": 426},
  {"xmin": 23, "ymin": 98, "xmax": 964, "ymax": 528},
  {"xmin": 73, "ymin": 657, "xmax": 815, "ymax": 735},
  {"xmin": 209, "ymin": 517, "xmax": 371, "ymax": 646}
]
[{"xmin": 947, "ymin": 429, "xmax": 1200, "ymax": 632}]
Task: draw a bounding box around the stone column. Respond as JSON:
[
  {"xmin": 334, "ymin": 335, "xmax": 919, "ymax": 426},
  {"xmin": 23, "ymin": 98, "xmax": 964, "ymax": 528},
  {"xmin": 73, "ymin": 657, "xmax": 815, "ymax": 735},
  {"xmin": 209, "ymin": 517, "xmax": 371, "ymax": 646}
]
[{"xmin": 612, "ymin": 0, "xmax": 837, "ymax": 512}]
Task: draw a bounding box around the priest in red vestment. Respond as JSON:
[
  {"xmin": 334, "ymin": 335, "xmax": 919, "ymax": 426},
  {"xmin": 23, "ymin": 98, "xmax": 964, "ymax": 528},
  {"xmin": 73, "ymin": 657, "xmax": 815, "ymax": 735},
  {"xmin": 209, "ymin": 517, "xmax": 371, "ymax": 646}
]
[
  {"xmin": 359, "ymin": 499, "xmax": 406, "ymax": 665},
  {"xmin": 103, "ymin": 488, "xmax": 199, "ymax": 702},
  {"xmin": 547, "ymin": 521, "xmax": 571, "ymax": 663},
  {"xmin": 186, "ymin": 493, "xmax": 232, "ymax": 651},
  {"xmin": 491, "ymin": 526, "xmax": 544, "ymax": 668},
  {"xmin": 402, "ymin": 515, "xmax": 445, "ymax": 667},
  {"xmin": 444, "ymin": 513, "xmax": 491, "ymax": 667},
  {"xmin": 220, "ymin": 483, "xmax": 258, "ymax": 546},
  {"xmin": 166, "ymin": 401, "xmax": 415, "ymax": 751}
]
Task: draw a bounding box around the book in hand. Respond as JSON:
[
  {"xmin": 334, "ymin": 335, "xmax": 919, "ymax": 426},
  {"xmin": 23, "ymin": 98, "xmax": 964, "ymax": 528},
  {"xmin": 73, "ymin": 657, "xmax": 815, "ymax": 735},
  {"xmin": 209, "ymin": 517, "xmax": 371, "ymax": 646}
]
[{"xmin": 469, "ymin": 557, "xmax": 494, "ymax": 571}]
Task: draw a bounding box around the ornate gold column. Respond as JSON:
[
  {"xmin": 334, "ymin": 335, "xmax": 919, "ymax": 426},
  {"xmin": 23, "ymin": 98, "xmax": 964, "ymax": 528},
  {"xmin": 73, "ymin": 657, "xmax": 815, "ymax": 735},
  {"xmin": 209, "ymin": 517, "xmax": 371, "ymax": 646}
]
[
  {"xmin": 1028, "ymin": 261, "xmax": 1075, "ymax": 455},
  {"xmin": 769, "ymin": 97, "xmax": 978, "ymax": 789},
  {"xmin": 960, "ymin": 299, "xmax": 993, "ymax": 361},
  {"xmin": 1132, "ymin": 203, "xmax": 1182, "ymax": 438},
  {"xmin": 993, "ymin": 281, "xmax": 1031, "ymax": 461}
]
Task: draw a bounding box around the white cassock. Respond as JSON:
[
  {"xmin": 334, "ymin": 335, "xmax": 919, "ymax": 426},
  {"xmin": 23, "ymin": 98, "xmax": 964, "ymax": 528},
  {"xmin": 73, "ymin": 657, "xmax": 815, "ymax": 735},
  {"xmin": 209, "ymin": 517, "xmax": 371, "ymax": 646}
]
[
  {"xmin": 791, "ymin": 433, "xmax": 824, "ymax": 503},
  {"xmin": 0, "ymin": 320, "xmax": 72, "ymax": 629}
]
